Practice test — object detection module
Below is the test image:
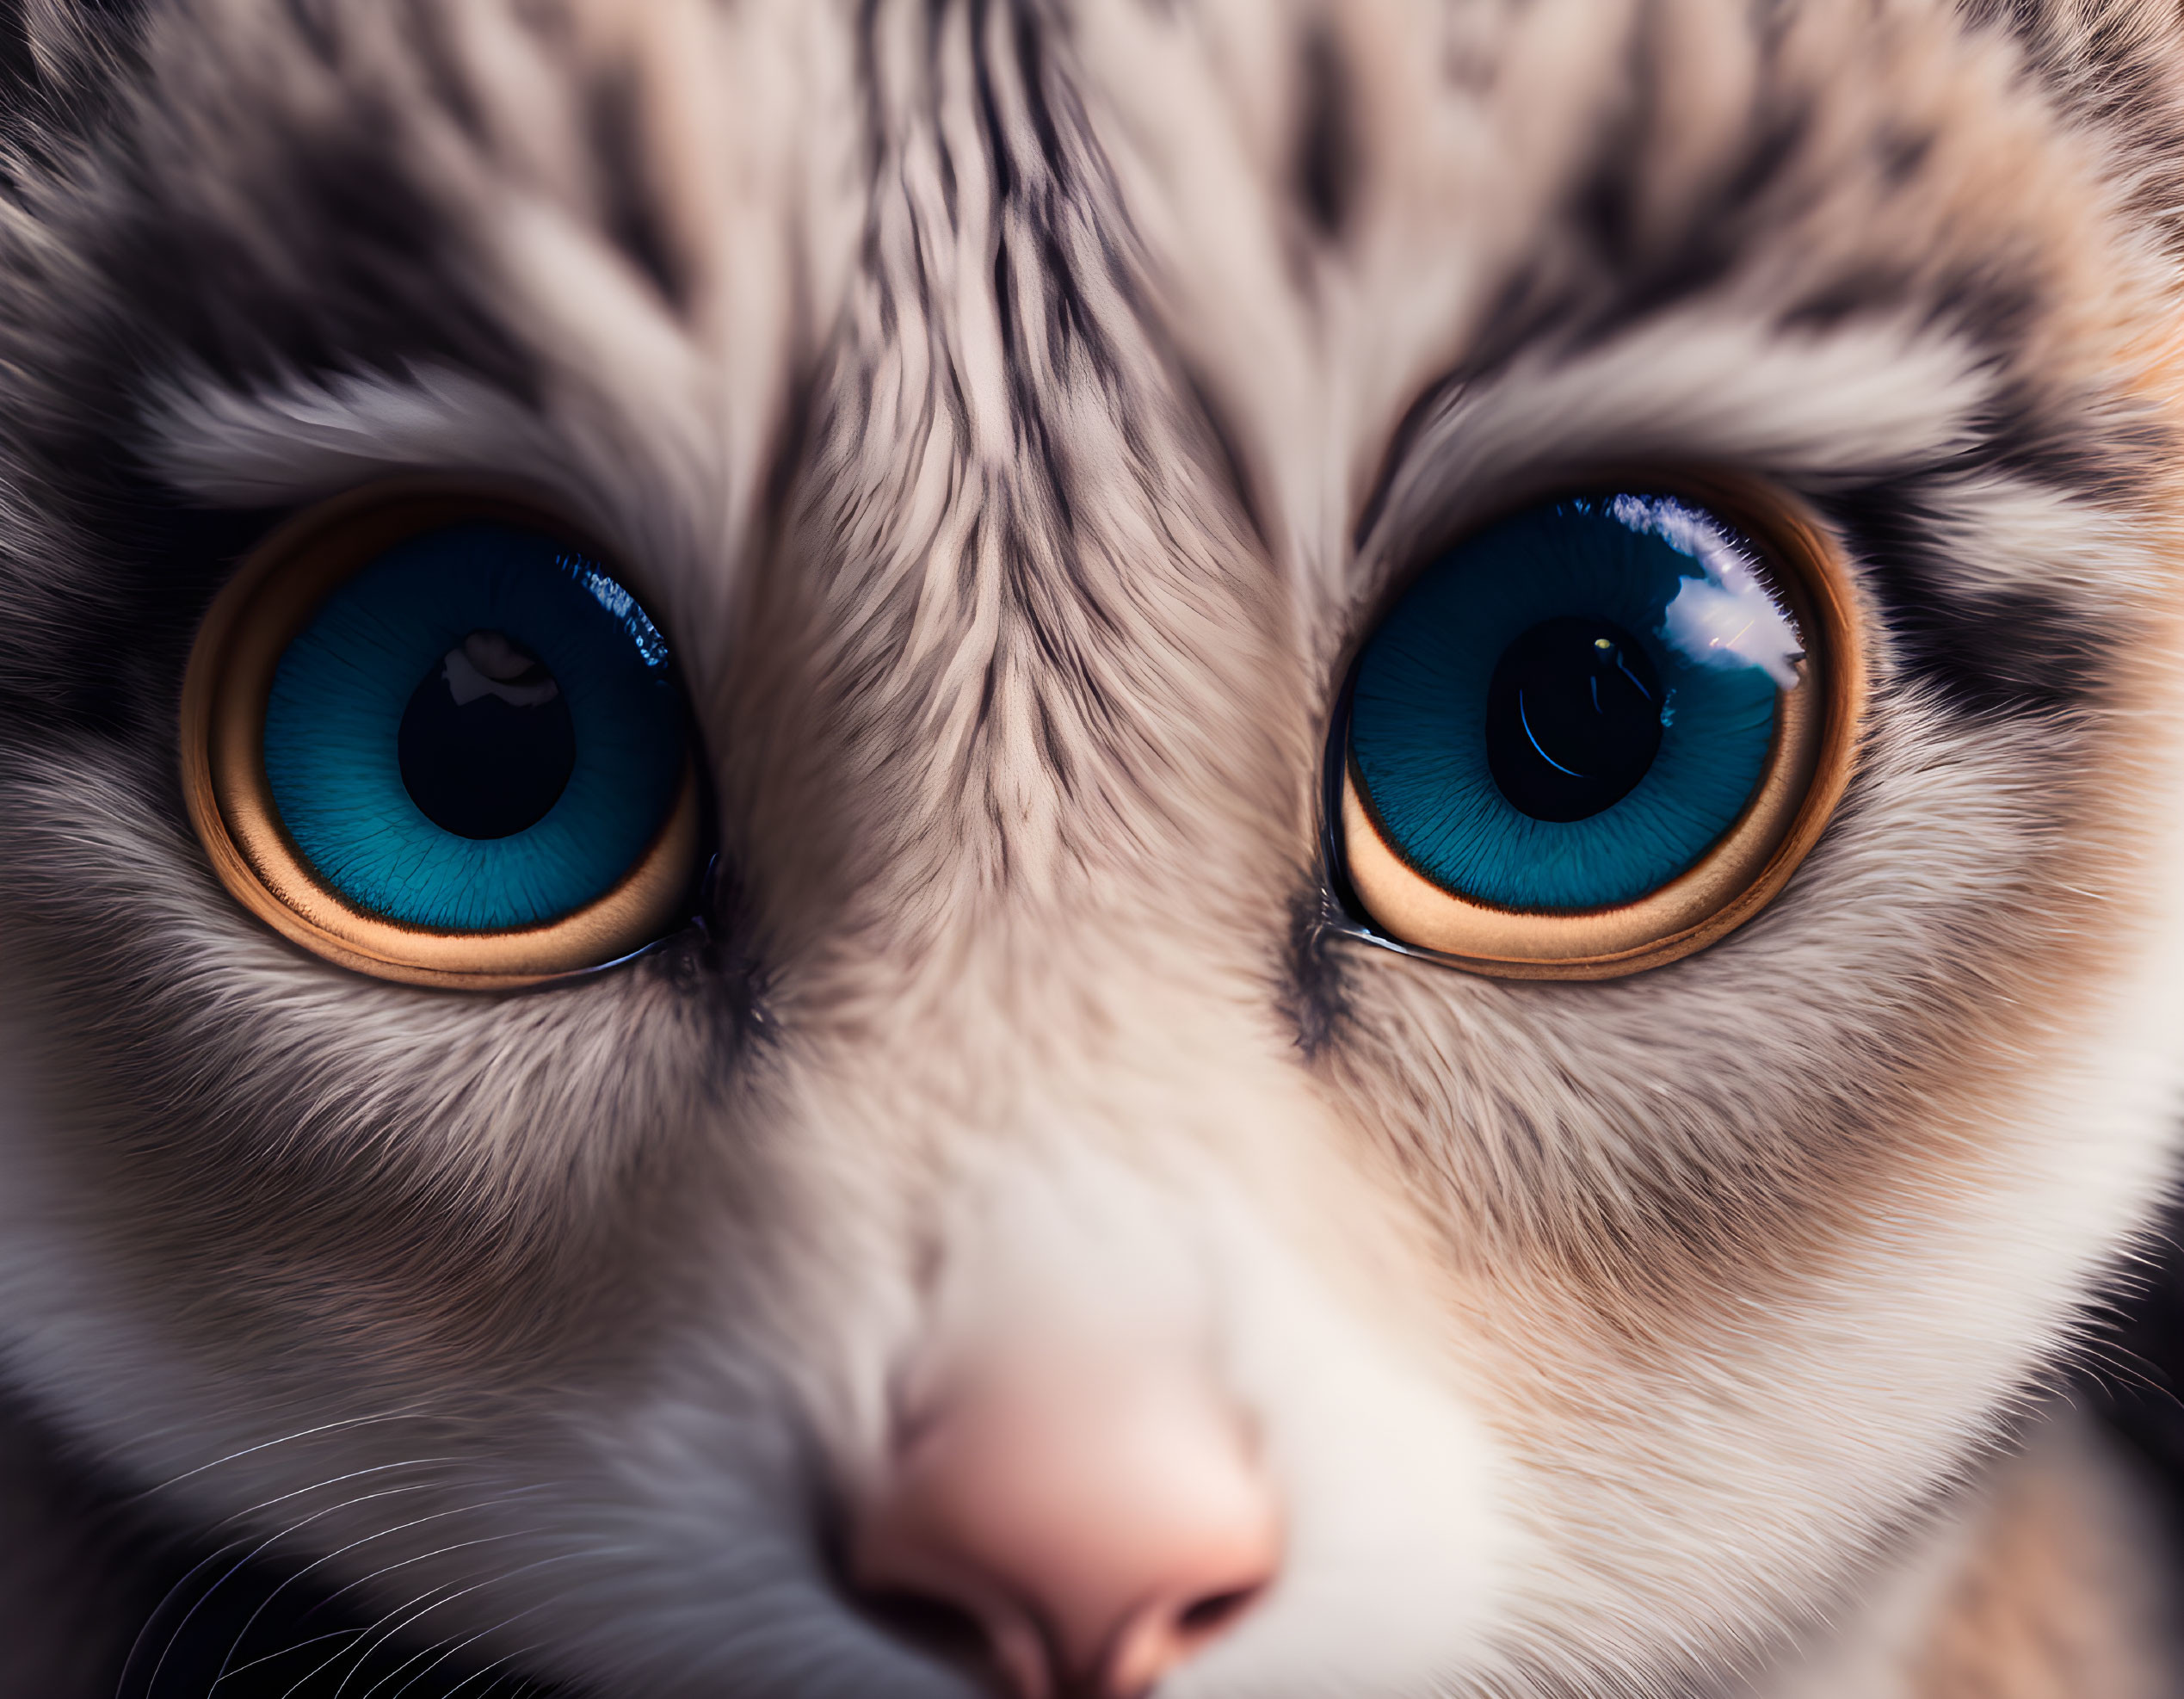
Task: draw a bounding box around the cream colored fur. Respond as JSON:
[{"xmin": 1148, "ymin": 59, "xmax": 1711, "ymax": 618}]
[{"xmin": 0, "ymin": 0, "xmax": 2181, "ymax": 1695}]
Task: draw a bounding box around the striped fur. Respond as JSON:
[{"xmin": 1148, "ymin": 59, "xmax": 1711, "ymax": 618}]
[{"xmin": 0, "ymin": 0, "xmax": 2182, "ymax": 1693}]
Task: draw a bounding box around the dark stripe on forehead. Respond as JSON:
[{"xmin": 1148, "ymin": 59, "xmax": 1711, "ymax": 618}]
[
  {"xmin": 0, "ymin": 0, "xmax": 147, "ymax": 194},
  {"xmin": 71, "ymin": 16, "xmax": 536, "ymax": 399},
  {"xmin": 843, "ymin": 0, "xmax": 1279, "ymax": 579},
  {"xmin": 844, "ymin": 0, "xmax": 1146, "ymax": 526},
  {"xmin": 1426, "ymin": 0, "xmax": 2081, "ymax": 390},
  {"xmin": 1293, "ymin": 22, "xmax": 1358, "ymax": 240},
  {"xmin": 92, "ymin": 133, "xmax": 534, "ymax": 399},
  {"xmin": 1444, "ymin": 0, "xmax": 1812, "ymax": 379},
  {"xmin": 586, "ymin": 58, "xmax": 693, "ymax": 317}
]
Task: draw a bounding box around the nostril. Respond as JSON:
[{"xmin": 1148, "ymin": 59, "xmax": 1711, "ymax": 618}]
[
  {"xmin": 1101, "ymin": 1580, "xmax": 1272, "ymax": 1699},
  {"xmin": 854, "ymin": 1575, "xmax": 1053, "ymax": 1699},
  {"xmin": 852, "ymin": 1360, "xmax": 1282, "ymax": 1698},
  {"xmin": 859, "ymin": 1586, "xmax": 994, "ymax": 1667},
  {"xmin": 1175, "ymin": 1585, "xmax": 1260, "ymax": 1636}
]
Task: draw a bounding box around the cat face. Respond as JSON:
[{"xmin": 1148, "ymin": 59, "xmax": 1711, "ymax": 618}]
[{"xmin": 2, "ymin": 0, "xmax": 2182, "ymax": 1694}]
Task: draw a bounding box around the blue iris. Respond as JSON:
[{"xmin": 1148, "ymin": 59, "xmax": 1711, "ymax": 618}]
[
  {"xmin": 263, "ymin": 522, "xmax": 687, "ymax": 931},
  {"xmin": 1348, "ymin": 495, "xmax": 1794, "ymax": 911}
]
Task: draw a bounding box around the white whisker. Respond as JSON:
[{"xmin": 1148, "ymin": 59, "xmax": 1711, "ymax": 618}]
[
  {"xmin": 361, "ymin": 1585, "xmax": 594, "ymax": 1699},
  {"xmin": 125, "ymin": 1469, "xmax": 468, "ymax": 1699},
  {"xmin": 127, "ymin": 1409, "xmax": 442, "ymax": 1504},
  {"xmin": 280, "ymin": 1551, "xmax": 617, "ymax": 1699},
  {"xmin": 212, "ymin": 1491, "xmax": 566, "ymax": 1691}
]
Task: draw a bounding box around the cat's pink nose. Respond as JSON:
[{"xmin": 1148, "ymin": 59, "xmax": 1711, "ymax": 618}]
[{"xmin": 851, "ymin": 1362, "xmax": 1282, "ymax": 1699}]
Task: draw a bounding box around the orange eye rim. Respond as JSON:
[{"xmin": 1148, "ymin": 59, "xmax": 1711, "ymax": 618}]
[
  {"xmin": 179, "ymin": 477, "xmax": 702, "ymax": 992},
  {"xmin": 1334, "ymin": 473, "xmax": 1867, "ymax": 981}
]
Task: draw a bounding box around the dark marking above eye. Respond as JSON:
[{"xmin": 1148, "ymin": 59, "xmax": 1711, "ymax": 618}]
[
  {"xmin": 586, "ymin": 61, "xmax": 690, "ymax": 315},
  {"xmin": 1877, "ymin": 127, "xmax": 1935, "ymax": 184},
  {"xmin": 1293, "ymin": 23, "xmax": 1359, "ymax": 239},
  {"xmin": 91, "ymin": 101, "xmax": 540, "ymax": 401},
  {"xmin": 403, "ymin": 0, "xmax": 486, "ymax": 144},
  {"xmin": 510, "ymin": 0, "xmax": 573, "ymax": 43}
]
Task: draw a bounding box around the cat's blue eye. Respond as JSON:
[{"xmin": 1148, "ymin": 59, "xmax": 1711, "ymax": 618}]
[
  {"xmin": 182, "ymin": 488, "xmax": 703, "ymax": 989},
  {"xmin": 1336, "ymin": 487, "xmax": 1862, "ymax": 979},
  {"xmin": 265, "ymin": 522, "xmax": 685, "ymax": 931},
  {"xmin": 1352, "ymin": 495, "xmax": 1791, "ymax": 911}
]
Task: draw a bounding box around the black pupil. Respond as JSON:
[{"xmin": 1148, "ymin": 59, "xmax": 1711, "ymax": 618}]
[
  {"xmin": 1484, "ymin": 616, "xmax": 1664, "ymax": 823},
  {"xmin": 398, "ymin": 629, "xmax": 577, "ymax": 839}
]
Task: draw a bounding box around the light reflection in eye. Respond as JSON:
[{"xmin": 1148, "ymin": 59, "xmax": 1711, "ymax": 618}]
[
  {"xmin": 1607, "ymin": 493, "xmax": 1805, "ymax": 688},
  {"xmin": 559, "ymin": 549, "xmax": 670, "ymax": 667}
]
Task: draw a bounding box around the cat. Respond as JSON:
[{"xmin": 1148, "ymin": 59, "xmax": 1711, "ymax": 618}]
[{"xmin": 1, "ymin": 0, "xmax": 2183, "ymax": 1695}]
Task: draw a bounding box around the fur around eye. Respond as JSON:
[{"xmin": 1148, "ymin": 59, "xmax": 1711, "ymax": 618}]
[
  {"xmin": 180, "ymin": 482, "xmax": 702, "ymax": 988},
  {"xmin": 1334, "ymin": 481, "xmax": 1864, "ymax": 978}
]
